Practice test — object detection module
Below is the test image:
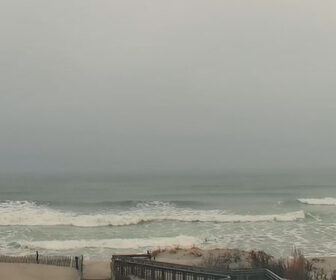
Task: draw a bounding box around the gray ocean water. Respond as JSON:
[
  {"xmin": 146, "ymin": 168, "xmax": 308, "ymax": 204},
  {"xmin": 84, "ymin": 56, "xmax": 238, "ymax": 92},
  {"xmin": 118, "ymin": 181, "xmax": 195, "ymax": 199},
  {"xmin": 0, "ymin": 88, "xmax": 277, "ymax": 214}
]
[{"xmin": 1, "ymin": 171, "xmax": 336, "ymax": 259}]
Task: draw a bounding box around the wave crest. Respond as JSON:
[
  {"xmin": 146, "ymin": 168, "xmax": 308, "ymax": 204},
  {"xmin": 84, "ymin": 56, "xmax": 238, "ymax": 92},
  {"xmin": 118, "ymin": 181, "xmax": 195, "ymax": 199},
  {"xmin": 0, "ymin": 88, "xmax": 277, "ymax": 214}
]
[
  {"xmin": 18, "ymin": 235, "xmax": 200, "ymax": 250},
  {"xmin": 0, "ymin": 200, "xmax": 305, "ymax": 227},
  {"xmin": 298, "ymin": 197, "xmax": 336, "ymax": 205}
]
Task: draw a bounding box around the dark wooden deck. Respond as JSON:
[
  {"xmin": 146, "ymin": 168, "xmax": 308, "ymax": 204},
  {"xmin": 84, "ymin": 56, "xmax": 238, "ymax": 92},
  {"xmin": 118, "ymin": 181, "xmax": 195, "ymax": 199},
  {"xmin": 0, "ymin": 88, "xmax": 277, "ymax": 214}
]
[{"xmin": 112, "ymin": 255, "xmax": 285, "ymax": 280}]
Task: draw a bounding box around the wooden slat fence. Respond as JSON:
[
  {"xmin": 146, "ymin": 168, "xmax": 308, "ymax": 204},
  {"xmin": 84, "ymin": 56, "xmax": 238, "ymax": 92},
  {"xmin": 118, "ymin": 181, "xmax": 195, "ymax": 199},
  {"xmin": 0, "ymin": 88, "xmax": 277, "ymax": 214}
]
[{"xmin": 0, "ymin": 252, "xmax": 84, "ymax": 278}]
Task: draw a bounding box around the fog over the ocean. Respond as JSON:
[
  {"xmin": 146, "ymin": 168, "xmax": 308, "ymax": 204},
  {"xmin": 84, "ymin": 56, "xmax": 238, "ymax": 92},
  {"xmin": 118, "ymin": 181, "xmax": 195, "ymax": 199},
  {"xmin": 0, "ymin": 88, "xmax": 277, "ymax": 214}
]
[{"xmin": 1, "ymin": 0, "xmax": 336, "ymax": 173}]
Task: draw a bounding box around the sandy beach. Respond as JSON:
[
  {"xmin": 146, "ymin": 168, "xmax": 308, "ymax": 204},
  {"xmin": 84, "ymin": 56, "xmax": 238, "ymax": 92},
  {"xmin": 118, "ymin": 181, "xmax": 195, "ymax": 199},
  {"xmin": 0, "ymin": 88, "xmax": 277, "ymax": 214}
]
[
  {"xmin": 0, "ymin": 263, "xmax": 80, "ymax": 280},
  {"xmin": 83, "ymin": 261, "xmax": 111, "ymax": 280}
]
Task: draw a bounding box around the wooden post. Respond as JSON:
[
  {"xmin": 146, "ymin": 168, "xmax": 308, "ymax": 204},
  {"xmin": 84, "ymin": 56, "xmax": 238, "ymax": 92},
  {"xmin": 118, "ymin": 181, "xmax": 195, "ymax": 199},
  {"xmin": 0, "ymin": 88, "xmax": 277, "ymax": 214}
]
[
  {"xmin": 121, "ymin": 263, "xmax": 124, "ymax": 277},
  {"xmin": 80, "ymin": 255, "xmax": 84, "ymax": 274},
  {"xmin": 116, "ymin": 261, "xmax": 121, "ymax": 280},
  {"xmin": 36, "ymin": 251, "xmax": 39, "ymax": 264},
  {"xmin": 151, "ymin": 268, "xmax": 155, "ymax": 280},
  {"xmin": 75, "ymin": 256, "xmax": 79, "ymax": 270},
  {"xmin": 141, "ymin": 265, "xmax": 145, "ymax": 278}
]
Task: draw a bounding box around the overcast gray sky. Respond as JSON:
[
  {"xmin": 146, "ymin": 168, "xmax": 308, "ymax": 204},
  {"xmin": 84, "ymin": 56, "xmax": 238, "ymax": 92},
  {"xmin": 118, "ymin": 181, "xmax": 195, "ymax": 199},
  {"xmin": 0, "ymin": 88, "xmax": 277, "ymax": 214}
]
[{"xmin": 1, "ymin": 0, "xmax": 336, "ymax": 173}]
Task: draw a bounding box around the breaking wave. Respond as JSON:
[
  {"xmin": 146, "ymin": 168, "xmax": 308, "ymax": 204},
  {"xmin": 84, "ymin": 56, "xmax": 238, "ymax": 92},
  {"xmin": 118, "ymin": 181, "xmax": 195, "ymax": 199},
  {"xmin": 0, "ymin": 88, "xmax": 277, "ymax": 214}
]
[
  {"xmin": 298, "ymin": 197, "xmax": 336, "ymax": 206},
  {"xmin": 18, "ymin": 235, "xmax": 201, "ymax": 250},
  {"xmin": 0, "ymin": 200, "xmax": 305, "ymax": 227}
]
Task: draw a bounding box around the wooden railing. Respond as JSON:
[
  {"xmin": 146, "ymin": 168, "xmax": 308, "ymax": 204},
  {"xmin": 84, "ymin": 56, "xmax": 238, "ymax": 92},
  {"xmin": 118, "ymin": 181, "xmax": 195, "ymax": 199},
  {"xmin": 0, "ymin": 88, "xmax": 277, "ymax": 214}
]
[{"xmin": 112, "ymin": 255, "xmax": 285, "ymax": 280}]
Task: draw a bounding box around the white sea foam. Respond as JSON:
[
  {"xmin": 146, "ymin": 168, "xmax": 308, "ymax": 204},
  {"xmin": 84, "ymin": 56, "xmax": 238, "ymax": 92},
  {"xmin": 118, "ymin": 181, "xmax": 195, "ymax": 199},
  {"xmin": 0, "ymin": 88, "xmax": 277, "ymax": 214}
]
[
  {"xmin": 298, "ymin": 197, "xmax": 336, "ymax": 205},
  {"xmin": 0, "ymin": 200, "xmax": 305, "ymax": 227},
  {"xmin": 20, "ymin": 235, "xmax": 201, "ymax": 250}
]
